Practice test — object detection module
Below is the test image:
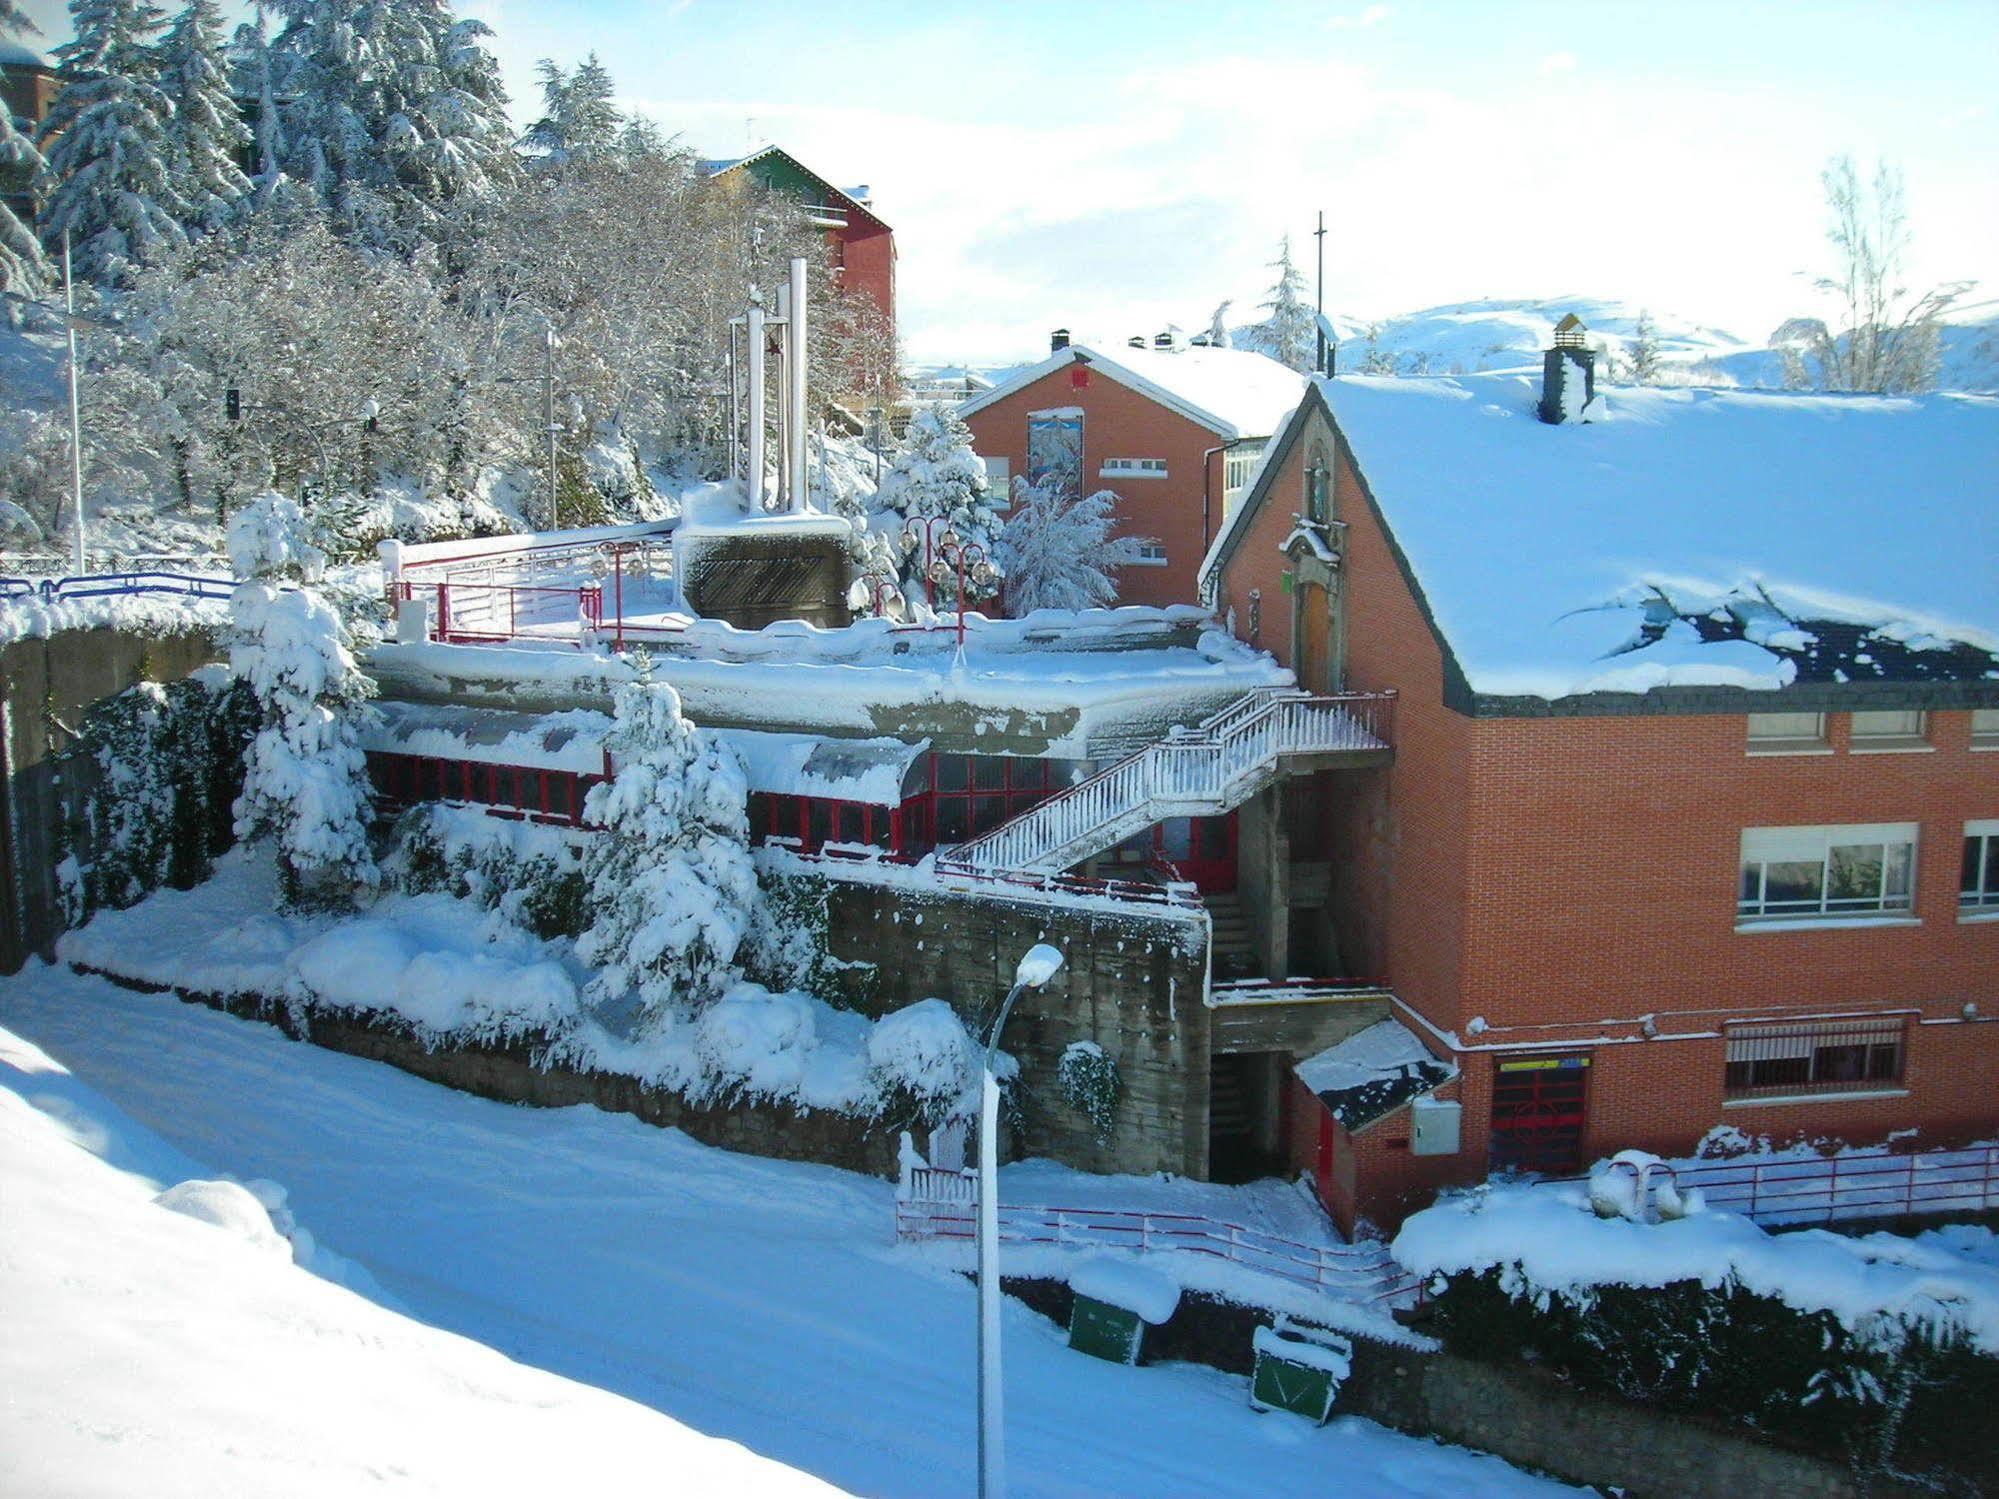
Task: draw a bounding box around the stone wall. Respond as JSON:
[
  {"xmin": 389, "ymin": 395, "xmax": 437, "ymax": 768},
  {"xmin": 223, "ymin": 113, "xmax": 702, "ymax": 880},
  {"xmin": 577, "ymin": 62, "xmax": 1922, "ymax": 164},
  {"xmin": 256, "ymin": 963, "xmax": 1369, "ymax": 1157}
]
[
  {"xmin": 1, "ymin": 626, "xmax": 219, "ymax": 973},
  {"xmin": 87, "ymin": 972, "xmax": 904, "ymax": 1178},
  {"xmin": 817, "ymin": 875, "xmax": 1213, "ymax": 1177}
]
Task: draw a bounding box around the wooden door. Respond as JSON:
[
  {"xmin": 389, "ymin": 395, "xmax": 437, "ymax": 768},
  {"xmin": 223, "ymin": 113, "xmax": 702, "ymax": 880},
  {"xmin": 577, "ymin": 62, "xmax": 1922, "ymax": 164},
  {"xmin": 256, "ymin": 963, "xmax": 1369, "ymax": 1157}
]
[{"xmin": 1297, "ymin": 583, "xmax": 1332, "ymax": 694}]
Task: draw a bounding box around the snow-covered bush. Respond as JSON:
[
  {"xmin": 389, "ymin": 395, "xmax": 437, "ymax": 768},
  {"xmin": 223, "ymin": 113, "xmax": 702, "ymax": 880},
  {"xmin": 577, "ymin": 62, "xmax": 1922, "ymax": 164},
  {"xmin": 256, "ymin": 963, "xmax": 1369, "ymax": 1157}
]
[
  {"xmin": 876, "ymin": 407, "xmax": 1005, "ymax": 605},
  {"xmin": 391, "ymin": 803, "xmax": 586, "ymax": 940},
  {"xmin": 743, "ymin": 866, "xmax": 871, "ymax": 1004},
  {"xmin": 866, "ymin": 997, "xmax": 982, "ymax": 1129},
  {"xmin": 576, "ymin": 676, "xmax": 757, "ymax": 1025},
  {"xmin": 997, "ymin": 479, "xmax": 1145, "ymax": 615},
  {"xmin": 228, "ymin": 505, "xmax": 379, "ymax": 910},
  {"xmin": 227, "ymin": 490, "xmax": 325, "ymax": 582},
  {"xmin": 56, "ymin": 673, "xmax": 256, "ymax": 926},
  {"xmin": 1057, "ymin": 1040, "xmax": 1121, "ymax": 1142}
]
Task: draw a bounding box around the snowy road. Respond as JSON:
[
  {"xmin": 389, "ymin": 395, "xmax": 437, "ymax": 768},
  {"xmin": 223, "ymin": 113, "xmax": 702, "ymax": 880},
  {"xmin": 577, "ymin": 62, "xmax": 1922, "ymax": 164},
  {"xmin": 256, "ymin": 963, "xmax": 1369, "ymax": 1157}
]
[{"xmin": 1, "ymin": 964, "xmax": 1568, "ymax": 1498}]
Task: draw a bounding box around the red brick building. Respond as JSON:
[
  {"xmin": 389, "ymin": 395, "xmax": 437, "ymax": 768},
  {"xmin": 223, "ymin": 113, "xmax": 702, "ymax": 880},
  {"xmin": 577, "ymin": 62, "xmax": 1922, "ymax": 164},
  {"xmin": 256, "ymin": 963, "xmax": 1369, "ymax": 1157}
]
[
  {"xmin": 1201, "ymin": 349, "xmax": 1999, "ymax": 1234},
  {"xmin": 959, "ymin": 334, "xmax": 1304, "ymax": 609},
  {"xmin": 700, "ymin": 145, "xmax": 894, "ymax": 333}
]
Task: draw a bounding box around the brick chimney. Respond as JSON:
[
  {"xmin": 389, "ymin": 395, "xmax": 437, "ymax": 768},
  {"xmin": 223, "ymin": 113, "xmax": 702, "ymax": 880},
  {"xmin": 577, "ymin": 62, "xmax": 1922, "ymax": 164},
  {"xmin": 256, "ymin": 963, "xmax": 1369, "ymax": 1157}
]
[{"xmin": 1539, "ymin": 313, "xmax": 1597, "ymax": 423}]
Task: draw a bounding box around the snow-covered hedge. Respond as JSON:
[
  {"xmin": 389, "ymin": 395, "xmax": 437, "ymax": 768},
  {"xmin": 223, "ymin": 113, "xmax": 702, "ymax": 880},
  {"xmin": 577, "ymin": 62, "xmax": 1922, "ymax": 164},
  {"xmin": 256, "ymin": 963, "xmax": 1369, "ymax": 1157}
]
[
  {"xmin": 1398, "ymin": 1184, "xmax": 1999, "ymax": 1478},
  {"xmin": 391, "ymin": 804, "xmax": 586, "ymax": 941}
]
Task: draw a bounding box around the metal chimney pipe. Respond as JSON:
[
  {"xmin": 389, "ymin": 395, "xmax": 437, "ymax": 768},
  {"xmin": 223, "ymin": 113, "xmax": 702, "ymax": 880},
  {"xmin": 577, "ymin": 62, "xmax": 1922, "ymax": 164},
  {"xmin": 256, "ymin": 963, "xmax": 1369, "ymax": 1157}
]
[
  {"xmin": 788, "ymin": 257, "xmax": 809, "ymax": 513},
  {"xmin": 746, "ymin": 303, "xmax": 766, "ymax": 509}
]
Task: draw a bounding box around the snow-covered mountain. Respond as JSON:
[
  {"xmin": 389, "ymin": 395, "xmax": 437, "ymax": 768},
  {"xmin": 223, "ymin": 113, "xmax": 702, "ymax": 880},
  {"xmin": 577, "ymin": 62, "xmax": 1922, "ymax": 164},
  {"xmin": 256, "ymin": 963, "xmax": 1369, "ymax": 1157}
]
[{"xmin": 1236, "ymin": 296, "xmax": 1999, "ymax": 392}]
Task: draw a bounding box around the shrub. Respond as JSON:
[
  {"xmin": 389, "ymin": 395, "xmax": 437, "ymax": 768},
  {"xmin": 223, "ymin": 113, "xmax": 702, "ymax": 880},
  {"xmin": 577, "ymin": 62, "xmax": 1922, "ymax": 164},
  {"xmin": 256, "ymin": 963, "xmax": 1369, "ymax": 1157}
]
[{"xmin": 1057, "ymin": 1041, "xmax": 1120, "ymax": 1142}]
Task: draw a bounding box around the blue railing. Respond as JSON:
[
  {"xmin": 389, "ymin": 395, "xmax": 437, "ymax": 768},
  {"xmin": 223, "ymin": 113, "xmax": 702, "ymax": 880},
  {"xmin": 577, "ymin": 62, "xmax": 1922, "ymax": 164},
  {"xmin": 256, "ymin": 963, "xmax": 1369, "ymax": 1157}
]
[{"xmin": 0, "ymin": 570, "xmax": 235, "ymax": 605}]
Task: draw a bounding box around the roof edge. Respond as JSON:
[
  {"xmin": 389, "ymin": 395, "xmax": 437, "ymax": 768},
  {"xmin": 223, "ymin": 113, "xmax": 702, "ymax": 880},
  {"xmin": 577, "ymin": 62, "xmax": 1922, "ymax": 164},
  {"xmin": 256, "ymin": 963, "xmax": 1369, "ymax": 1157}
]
[{"xmin": 957, "ymin": 344, "xmax": 1247, "ymax": 438}]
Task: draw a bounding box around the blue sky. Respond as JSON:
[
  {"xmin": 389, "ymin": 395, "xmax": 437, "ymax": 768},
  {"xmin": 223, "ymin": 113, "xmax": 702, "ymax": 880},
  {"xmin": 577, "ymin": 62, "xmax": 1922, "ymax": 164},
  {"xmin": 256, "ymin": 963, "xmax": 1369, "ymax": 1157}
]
[{"xmin": 19, "ymin": 0, "xmax": 1998, "ymax": 364}]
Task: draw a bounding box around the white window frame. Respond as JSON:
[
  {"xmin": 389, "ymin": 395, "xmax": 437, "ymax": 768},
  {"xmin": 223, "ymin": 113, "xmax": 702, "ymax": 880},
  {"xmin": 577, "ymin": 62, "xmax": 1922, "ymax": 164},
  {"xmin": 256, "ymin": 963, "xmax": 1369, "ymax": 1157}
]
[
  {"xmin": 1737, "ymin": 823, "xmax": 1919, "ymax": 924},
  {"xmin": 1746, "ymin": 711, "xmax": 1829, "ymax": 756},
  {"xmin": 980, "ymin": 456, "xmax": 1011, "ymax": 507},
  {"xmin": 1099, "ymin": 457, "xmax": 1168, "ymax": 479},
  {"xmin": 1128, "ymin": 540, "xmax": 1169, "ymax": 568},
  {"xmin": 1224, "ymin": 446, "xmax": 1265, "ymax": 495},
  {"xmin": 1963, "ymin": 819, "xmax": 1999, "ymax": 914},
  {"xmin": 1850, "ymin": 708, "xmax": 1931, "ymax": 753},
  {"xmin": 1972, "ymin": 708, "xmax": 1999, "ymax": 752}
]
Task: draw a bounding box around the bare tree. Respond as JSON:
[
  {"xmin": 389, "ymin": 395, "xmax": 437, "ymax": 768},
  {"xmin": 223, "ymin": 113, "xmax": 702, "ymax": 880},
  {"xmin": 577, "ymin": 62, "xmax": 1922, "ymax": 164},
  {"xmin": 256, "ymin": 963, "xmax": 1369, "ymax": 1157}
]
[{"xmin": 1804, "ymin": 156, "xmax": 1972, "ymax": 394}]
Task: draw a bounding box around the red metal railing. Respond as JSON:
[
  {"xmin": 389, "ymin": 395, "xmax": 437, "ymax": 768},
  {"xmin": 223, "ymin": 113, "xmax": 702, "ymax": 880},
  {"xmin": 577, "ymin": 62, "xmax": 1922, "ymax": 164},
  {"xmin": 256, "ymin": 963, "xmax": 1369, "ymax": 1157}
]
[
  {"xmin": 895, "ymin": 1172, "xmax": 1420, "ymax": 1307},
  {"xmin": 770, "ymin": 845, "xmax": 1206, "ymax": 911},
  {"xmin": 1552, "ymin": 1144, "xmax": 1999, "ymax": 1228},
  {"xmin": 395, "ymin": 577, "xmax": 602, "ymax": 647}
]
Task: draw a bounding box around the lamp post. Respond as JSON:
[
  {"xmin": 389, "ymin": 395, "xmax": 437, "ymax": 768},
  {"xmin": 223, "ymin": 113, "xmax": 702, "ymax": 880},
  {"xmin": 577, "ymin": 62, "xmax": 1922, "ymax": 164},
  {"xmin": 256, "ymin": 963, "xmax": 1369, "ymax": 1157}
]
[
  {"xmin": 900, "ymin": 514, "xmax": 952, "ymax": 610},
  {"xmin": 931, "ymin": 538, "xmax": 995, "ymax": 649},
  {"xmin": 977, "ymin": 942, "xmax": 1064, "ymax": 1499}
]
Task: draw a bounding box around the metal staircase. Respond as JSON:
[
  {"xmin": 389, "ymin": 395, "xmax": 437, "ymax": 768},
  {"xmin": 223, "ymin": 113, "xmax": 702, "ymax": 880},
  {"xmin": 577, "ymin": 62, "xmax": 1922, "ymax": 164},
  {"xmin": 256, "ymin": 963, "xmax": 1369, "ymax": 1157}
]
[{"xmin": 937, "ymin": 687, "xmax": 1395, "ymax": 877}]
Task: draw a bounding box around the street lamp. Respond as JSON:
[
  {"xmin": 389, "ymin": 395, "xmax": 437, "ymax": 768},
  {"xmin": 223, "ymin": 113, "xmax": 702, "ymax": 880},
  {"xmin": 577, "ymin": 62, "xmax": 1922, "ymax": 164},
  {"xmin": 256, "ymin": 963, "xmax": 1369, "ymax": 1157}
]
[
  {"xmin": 933, "ymin": 537, "xmax": 996, "ymax": 649},
  {"xmin": 977, "ymin": 942, "xmax": 1064, "ymax": 1499}
]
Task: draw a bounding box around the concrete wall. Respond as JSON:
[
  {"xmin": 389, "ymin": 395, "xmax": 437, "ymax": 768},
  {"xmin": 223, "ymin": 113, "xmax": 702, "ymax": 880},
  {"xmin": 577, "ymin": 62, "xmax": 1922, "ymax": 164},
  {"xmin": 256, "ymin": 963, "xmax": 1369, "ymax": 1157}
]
[
  {"xmin": 818, "ymin": 876, "xmax": 1213, "ymax": 1176},
  {"xmin": 1, "ymin": 626, "xmax": 220, "ymax": 974}
]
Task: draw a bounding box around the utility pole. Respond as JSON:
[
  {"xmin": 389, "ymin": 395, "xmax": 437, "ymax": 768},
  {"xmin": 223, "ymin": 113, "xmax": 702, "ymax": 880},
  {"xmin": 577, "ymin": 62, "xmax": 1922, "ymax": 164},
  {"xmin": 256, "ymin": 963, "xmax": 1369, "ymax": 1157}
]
[
  {"xmin": 543, "ymin": 325, "xmax": 560, "ymax": 532},
  {"xmin": 1313, "ymin": 209, "xmax": 1328, "ymax": 377},
  {"xmin": 63, "ymin": 232, "xmax": 85, "ymax": 574}
]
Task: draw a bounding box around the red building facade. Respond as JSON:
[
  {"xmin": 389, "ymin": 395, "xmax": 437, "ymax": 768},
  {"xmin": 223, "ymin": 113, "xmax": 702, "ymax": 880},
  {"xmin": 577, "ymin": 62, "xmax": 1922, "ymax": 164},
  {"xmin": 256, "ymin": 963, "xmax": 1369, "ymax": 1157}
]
[{"xmin": 1206, "ymin": 374, "xmax": 1999, "ymax": 1234}]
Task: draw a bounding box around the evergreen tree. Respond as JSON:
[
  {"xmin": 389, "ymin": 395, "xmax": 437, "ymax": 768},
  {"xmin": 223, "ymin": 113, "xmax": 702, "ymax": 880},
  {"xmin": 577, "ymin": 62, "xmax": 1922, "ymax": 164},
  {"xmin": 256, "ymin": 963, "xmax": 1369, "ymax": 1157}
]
[
  {"xmin": 577, "ymin": 673, "xmax": 758, "ymax": 1026},
  {"xmin": 39, "ymin": 0, "xmax": 189, "ymax": 285},
  {"xmin": 225, "ymin": 490, "xmax": 379, "ymax": 911},
  {"xmin": 1628, "ymin": 308, "xmax": 1662, "ymax": 385},
  {"xmin": 158, "ymin": 0, "xmax": 250, "ymax": 233},
  {"xmin": 877, "ymin": 406, "xmax": 1005, "ymax": 606},
  {"xmin": 521, "ymin": 52, "xmax": 622, "ymax": 167},
  {"xmin": 0, "ymin": 5, "xmax": 49, "ymax": 299},
  {"xmin": 1257, "ymin": 234, "xmax": 1315, "ymax": 373},
  {"xmin": 996, "ymin": 479, "xmax": 1145, "ymax": 615}
]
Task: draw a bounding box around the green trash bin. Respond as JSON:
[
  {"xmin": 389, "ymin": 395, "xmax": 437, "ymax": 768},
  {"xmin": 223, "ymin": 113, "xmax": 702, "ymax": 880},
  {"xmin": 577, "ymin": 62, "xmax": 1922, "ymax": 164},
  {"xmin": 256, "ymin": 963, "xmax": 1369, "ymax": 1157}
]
[
  {"xmin": 1248, "ymin": 1318, "xmax": 1353, "ymax": 1424},
  {"xmin": 1069, "ymin": 1292, "xmax": 1146, "ymax": 1365},
  {"xmin": 1066, "ymin": 1257, "xmax": 1181, "ymax": 1366}
]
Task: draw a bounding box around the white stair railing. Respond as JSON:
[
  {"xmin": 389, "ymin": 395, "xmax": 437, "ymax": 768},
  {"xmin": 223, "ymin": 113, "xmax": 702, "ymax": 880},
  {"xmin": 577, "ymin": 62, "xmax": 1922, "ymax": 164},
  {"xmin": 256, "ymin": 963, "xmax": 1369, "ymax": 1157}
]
[{"xmin": 941, "ymin": 688, "xmax": 1395, "ymax": 875}]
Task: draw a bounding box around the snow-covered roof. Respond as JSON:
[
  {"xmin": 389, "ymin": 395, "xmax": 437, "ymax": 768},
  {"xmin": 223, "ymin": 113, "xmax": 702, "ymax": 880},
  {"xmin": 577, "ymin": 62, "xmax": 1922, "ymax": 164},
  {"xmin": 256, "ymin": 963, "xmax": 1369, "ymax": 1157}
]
[
  {"xmin": 1295, "ymin": 1019, "xmax": 1453, "ymax": 1131},
  {"xmin": 0, "ymin": 40, "xmax": 49, "ymax": 69},
  {"xmin": 1210, "ymin": 373, "xmax": 1999, "ymax": 701},
  {"xmin": 712, "ymin": 728, "xmax": 929, "ymax": 806},
  {"xmin": 364, "ymin": 701, "xmax": 611, "ymax": 775},
  {"xmin": 958, "ymin": 344, "xmax": 1305, "ymax": 441}
]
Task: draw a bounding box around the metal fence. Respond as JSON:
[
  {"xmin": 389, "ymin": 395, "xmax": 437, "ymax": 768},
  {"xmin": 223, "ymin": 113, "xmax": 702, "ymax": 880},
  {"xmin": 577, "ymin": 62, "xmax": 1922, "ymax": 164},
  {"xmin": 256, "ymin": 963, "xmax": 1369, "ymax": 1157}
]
[
  {"xmin": 896, "ymin": 1168, "xmax": 1421, "ymax": 1307},
  {"xmin": 1, "ymin": 570, "xmax": 234, "ymax": 605},
  {"xmin": 1654, "ymin": 1145, "xmax": 1999, "ymax": 1226}
]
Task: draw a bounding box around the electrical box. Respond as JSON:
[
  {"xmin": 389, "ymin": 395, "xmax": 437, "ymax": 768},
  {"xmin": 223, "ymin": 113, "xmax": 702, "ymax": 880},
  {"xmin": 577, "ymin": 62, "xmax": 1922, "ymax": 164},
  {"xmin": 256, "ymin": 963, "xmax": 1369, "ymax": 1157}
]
[{"xmin": 1410, "ymin": 1096, "xmax": 1461, "ymax": 1156}]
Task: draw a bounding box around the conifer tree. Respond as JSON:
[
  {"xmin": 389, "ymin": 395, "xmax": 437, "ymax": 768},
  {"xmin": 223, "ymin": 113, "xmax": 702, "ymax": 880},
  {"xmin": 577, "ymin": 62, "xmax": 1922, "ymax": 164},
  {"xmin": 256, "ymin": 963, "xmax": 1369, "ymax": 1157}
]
[
  {"xmin": 39, "ymin": 0, "xmax": 189, "ymax": 285},
  {"xmin": 1628, "ymin": 308, "xmax": 1662, "ymax": 385},
  {"xmin": 577, "ymin": 673, "xmax": 757, "ymax": 1026},
  {"xmin": 0, "ymin": 4, "xmax": 50, "ymax": 298},
  {"xmin": 158, "ymin": 0, "xmax": 251, "ymax": 233},
  {"xmin": 521, "ymin": 52, "xmax": 623, "ymax": 167},
  {"xmin": 877, "ymin": 406, "xmax": 1005, "ymax": 605},
  {"xmin": 1257, "ymin": 235, "xmax": 1315, "ymax": 373},
  {"xmin": 996, "ymin": 479, "xmax": 1144, "ymax": 615}
]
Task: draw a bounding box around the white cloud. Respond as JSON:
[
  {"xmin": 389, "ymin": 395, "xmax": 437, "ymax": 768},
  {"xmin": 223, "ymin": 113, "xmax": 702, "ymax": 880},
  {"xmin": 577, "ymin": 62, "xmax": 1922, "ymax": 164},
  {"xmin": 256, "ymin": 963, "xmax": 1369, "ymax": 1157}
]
[
  {"xmin": 1538, "ymin": 50, "xmax": 1578, "ymax": 76},
  {"xmin": 1327, "ymin": 4, "xmax": 1391, "ymax": 31}
]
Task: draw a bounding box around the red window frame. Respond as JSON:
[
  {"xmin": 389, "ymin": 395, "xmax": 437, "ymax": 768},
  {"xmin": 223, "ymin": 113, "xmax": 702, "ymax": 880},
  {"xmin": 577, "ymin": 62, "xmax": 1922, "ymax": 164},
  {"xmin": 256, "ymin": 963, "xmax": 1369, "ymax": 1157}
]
[
  {"xmin": 362, "ymin": 751, "xmax": 595, "ymax": 828},
  {"xmin": 927, "ymin": 755, "xmax": 1056, "ymax": 845}
]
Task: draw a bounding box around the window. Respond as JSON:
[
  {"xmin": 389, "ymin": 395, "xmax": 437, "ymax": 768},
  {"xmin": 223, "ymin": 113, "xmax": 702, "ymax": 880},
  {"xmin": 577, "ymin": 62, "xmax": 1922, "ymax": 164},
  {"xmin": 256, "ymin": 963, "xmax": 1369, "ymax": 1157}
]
[
  {"xmin": 1099, "ymin": 457, "xmax": 1167, "ymax": 478},
  {"xmin": 1223, "ymin": 444, "xmax": 1264, "ymax": 494},
  {"xmin": 927, "ymin": 755, "xmax": 1061, "ymax": 844},
  {"xmin": 1746, "ymin": 711, "xmax": 1829, "ymax": 755},
  {"xmin": 1129, "ymin": 540, "xmax": 1168, "ymax": 567},
  {"xmin": 1850, "ymin": 709, "xmax": 1929, "ymax": 751},
  {"xmin": 1724, "ymin": 1018, "xmax": 1905, "ymax": 1098},
  {"xmin": 1963, "ymin": 821, "xmax": 1999, "ymax": 911},
  {"xmin": 981, "ymin": 456, "xmax": 1010, "ymax": 505},
  {"xmin": 1738, "ymin": 824, "xmax": 1917, "ymax": 922},
  {"xmin": 1972, "ymin": 709, "xmax": 1999, "ymax": 751}
]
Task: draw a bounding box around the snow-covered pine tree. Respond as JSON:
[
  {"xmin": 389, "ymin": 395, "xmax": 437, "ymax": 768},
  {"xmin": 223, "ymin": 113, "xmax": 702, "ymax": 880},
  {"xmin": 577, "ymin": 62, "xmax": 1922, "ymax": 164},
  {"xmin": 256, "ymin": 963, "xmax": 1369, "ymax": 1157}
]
[
  {"xmin": 1258, "ymin": 235, "xmax": 1315, "ymax": 373},
  {"xmin": 520, "ymin": 52, "xmax": 623, "ymax": 168},
  {"xmin": 996, "ymin": 478, "xmax": 1144, "ymax": 615},
  {"xmin": 577, "ymin": 674, "xmax": 758, "ymax": 1027},
  {"xmin": 376, "ymin": 1, "xmax": 517, "ymax": 242},
  {"xmin": 38, "ymin": 0, "xmax": 190, "ymax": 286},
  {"xmin": 1206, "ymin": 299, "xmax": 1232, "ymax": 349},
  {"xmin": 1628, "ymin": 308, "xmax": 1662, "ymax": 385},
  {"xmin": 225, "ymin": 490, "xmax": 379, "ymax": 911},
  {"xmin": 876, "ymin": 405, "xmax": 1005, "ymax": 605},
  {"xmin": 0, "ymin": 4, "xmax": 51, "ymax": 299},
  {"xmin": 158, "ymin": 0, "xmax": 250, "ymax": 234}
]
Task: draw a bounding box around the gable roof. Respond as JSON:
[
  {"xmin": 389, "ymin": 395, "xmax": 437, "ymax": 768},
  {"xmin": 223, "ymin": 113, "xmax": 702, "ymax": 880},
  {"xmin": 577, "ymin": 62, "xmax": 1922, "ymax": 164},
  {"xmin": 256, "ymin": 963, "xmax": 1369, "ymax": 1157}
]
[
  {"xmin": 1204, "ymin": 373, "xmax": 1999, "ymax": 706},
  {"xmin": 957, "ymin": 343, "xmax": 1305, "ymax": 441},
  {"xmin": 699, "ymin": 144, "xmax": 889, "ymax": 232}
]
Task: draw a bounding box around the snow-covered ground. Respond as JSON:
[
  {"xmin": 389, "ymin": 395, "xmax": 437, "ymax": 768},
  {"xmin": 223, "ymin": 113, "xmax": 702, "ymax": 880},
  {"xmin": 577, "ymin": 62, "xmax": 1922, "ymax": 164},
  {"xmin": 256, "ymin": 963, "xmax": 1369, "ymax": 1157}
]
[{"xmin": 0, "ymin": 963, "xmax": 1569, "ymax": 1497}]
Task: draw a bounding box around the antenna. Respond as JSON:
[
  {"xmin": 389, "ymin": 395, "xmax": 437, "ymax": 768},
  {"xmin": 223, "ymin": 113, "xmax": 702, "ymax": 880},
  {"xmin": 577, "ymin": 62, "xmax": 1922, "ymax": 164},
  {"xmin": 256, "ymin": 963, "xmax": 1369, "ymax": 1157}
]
[{"xmin": 1314, "ymin": 209, "xmax": 1328, "ymax": 375}]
